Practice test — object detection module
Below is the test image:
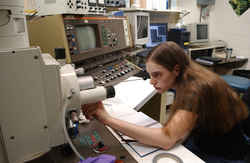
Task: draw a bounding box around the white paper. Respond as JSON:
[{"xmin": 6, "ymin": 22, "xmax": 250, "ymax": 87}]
[
  {"xmin": 116, "ymin": 112, "xmax": 163, "ymax": 157},
  {"xmin": 128, "ymin": 142, "xmax": 161, "ymax": 157}
]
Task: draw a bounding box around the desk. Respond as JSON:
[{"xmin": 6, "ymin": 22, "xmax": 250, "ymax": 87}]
[
  {"xmin": 106, "ymin": 76, "xmax": 167, "ymax": 124},
  {"xmin": 193, "ymin": 58, "xmax": 248, "ymax": 67},
  {"xmin": 193, "ymin": 58, "xmax": 248, "ymax": 75},
  {"xmin": 108, "ymin": 127, "xmax": 205, "ymax": 163},
  {"xmin": 27, "ymin": 77, "xmax": 204, "ymax": 163},
  {"xmin": 105, "ymin": 76, "xmax": 204, "ymax": 163}
]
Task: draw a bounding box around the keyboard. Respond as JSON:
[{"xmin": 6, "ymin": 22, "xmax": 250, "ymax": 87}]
[{"xmin": 136, "ymin": 49, "xmax": 151, "ymax": 58}]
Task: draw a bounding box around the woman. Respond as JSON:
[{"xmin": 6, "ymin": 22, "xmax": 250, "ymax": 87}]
[{"xmin": 82, "ymin": 41, "xmax": 249, "ymax": 162}]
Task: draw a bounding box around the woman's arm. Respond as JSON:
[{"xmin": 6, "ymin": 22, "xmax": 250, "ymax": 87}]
[{"xmin": 82, "ymin": 102, "xmax": 195, "ymax": 150}]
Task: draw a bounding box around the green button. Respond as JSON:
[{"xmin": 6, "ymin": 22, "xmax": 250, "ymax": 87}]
[
  {"xmin": 104, "ymin": 35, "xmax": 106, "ymax": 37},
  {"xmin": 126, "ymin": 29, "xmax": 127, "ymax": 31},
  {"xmin": 104, "ymin": 31, "xmax": 106, "ymax": 33},
  {"xmin": 102, "ymin": 25, "xmax": 104, "ymax": 28},
  {"xmin": 103, "ymin": 43, "xmax": 105, "ymax": 45},
  {"xmin": 117, "ymin": 40, "xmax": 118, "ymax": 42}
]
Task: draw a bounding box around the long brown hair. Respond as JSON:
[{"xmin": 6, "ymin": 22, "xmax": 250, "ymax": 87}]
[{"xmin": 146, "ymin": 41, "xmax": 249, "ymax": 135}]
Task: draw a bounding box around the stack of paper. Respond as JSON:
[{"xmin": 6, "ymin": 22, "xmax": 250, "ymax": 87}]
[{"xmin": 116, "ymin": 112, "xmax": 163, "ymax": 157}]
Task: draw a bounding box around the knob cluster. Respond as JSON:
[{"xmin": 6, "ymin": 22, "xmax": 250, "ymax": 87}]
[{"xmin": 94, "ymin": 64, "xmax": 135, "ymax": 85}]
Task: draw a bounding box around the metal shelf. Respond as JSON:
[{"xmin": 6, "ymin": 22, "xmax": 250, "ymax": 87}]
[{"xmin": 118, "ymin": 8, "xmax": 190, "ymax": 23}]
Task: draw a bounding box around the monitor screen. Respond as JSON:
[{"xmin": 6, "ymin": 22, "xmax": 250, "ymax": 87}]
[
  {"xmin": 124, "ymin": 12, "xmax": 150, "ymax": 46},
  {"xmin": 197, "ymin": 25, "xmax": 207, "ymax": 40},
  {"xmin": 186, "ymin": 22, "xmax": 209, "ymax": 44},
  {"xmin": 146, "ymin": 23, "xmax": 168, "ymax": 48},
  {"xmin": 137, "ymin": 15, "xmax": 149, "ymax": 39},
  {"xmin": 76, "ymin": 26, "xmax": 97, "ymax": 51}
]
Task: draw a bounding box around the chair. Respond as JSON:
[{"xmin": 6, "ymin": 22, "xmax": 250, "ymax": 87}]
[
  {"xmin": 221, "ymin": 73, "xmax": 250, "ymax": 162},
  {"xmin": 241, "ymin": 86, "xmax": 250, "ymax": 163},
  {"xmin": 242, "ymin": 86, "xmax": 250, "ymax": 138},
  {"xmin": 221, "ymin": 75, "xmax": 250, "ymax": 93}
]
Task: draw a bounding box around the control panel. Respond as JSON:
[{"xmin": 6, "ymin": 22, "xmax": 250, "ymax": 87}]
[
  {"xmin": 28, "ymin": 14, "xmax": 131, "ymax": 64},
  {"xmin": 28, "ymin": 14, "xmax": 136, "ymax": 87},
  {"xmin": 36, "ymin": 0, "xmax": 106, "ymax": 16},
  {"xmin": 63, "ymin": 14, "xmax": 131, "ymax": 63},
  {"xmin": 72, "ymin": 119, "xmax": 137, "ymax": 162},
  {"xmin": 106, "ymin": 0, "xmax": 126, "ymax": 7},
  {"xmin": 75, "ymin": 51, "xmax": 141, "ymax": 87}
]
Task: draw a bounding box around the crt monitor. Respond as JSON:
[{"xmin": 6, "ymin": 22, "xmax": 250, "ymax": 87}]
[
  {"xmin": 186, "ymin": 22, "xmax": 209, "ymax": 44},
  {"xmin": 76, "ymin": 26, "xmax": 97, "ymax": 51},
  {"xmin": 146, "ymin": 23, "xmax": 168, "ymax": 48},
  {"xmin": 124, "ymin": 12, "xmax": 150, "ymax": 46}
]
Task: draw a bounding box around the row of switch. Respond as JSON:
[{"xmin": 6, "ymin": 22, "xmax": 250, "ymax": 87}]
[
  {"xmin": 66, "ymin": 28, "xmax": 77, "ymax": 55},
  {"xmin": 89, "ymin": 7, "xmax": 106, "ymax": 11},
  {"xmin": 107, "ymin": 1, "xmax": 120, "ymax": 4},
  {"xmin": 67, "ymin": 2, "xmax": 105, "ymax": 11},
  {"xmin": 96, "ymin": 67, "xmax": 135, "ymax": 84},
  {"xmin": 85, "ymin": 58, "xmax": 121, "ymax": 72}
]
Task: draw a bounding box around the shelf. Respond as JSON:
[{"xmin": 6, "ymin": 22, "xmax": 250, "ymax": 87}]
[{"xmin": 118, "ymin": 8, "xmax": 190, "ymax": 23}]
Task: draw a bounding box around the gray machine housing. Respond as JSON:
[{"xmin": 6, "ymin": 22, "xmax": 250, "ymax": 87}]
[
  {"xmin": 36, "ymin": 0, "xmax": 107, "ymax": 16},
  {"xmin": 197, "ymin": 0, "xmax": 215, "ymax": 5}
]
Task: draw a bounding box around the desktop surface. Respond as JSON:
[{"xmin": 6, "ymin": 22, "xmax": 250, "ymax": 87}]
[
  {"xmin": 193, "ymin": 57, "xmax": 248, "ymax": 67},
  {"xmin": 26, "ymin": 77, "xmax": 204, "ymax": 163}
]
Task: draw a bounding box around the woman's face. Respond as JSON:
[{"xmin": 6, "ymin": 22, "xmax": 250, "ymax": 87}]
[{"xmin": 146, "ymin": 61, "xmax": 179, "ymax": 93}]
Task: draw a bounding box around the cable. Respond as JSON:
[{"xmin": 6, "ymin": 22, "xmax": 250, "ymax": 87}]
[
  {"xmin": 62, "ymin": 99, "xmax": 84, "ymax": 161},
  {"xmin": 70, "ymin": 122, "xmax": 78, "ymax": 139},
  {"xmin": 199, "ymin": 5, "xmax": 202, "ymax": 22},
  {"xmin": 26, "ymin": 11, "xmax": 38, "ymax": 23},
  {"xmin": 26, "ymin": 9, "xmax": 37, "ymax": 18}
]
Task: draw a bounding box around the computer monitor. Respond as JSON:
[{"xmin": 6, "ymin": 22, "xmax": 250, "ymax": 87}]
[
  {"xmin": 186, "ymin": 22, "xmax": 209, "ymax": 45},
  {"xmin": 146, "ymin": 23, "xmax": 168, "ymax": 48},
  {"xmin": 124, "ymin": 12, "xmax": 150, "ymax": 46},
  {"xmin": 75, "ymin": 26, "xmax": 97, "ymax": 51}
]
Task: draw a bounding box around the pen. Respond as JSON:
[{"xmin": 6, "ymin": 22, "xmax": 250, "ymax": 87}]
[{"xmin": 121, "ymin": 139, "xmax": 138, "ymax": 142}]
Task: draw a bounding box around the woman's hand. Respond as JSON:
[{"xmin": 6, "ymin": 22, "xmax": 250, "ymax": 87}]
[{"xmin": 81, "ymin": 101, "xmax": 112, "ymax": 125}]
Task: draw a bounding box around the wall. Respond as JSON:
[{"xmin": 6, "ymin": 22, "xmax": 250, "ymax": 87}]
[{"xmin": 178, "ymin": 0, "xmax": 250, "ymax": 69}]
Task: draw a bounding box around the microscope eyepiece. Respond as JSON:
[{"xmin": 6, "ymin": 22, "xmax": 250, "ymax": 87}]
[{"xmin": 105, "ymin": 86, "xmax": 115, "ymax": 98}]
